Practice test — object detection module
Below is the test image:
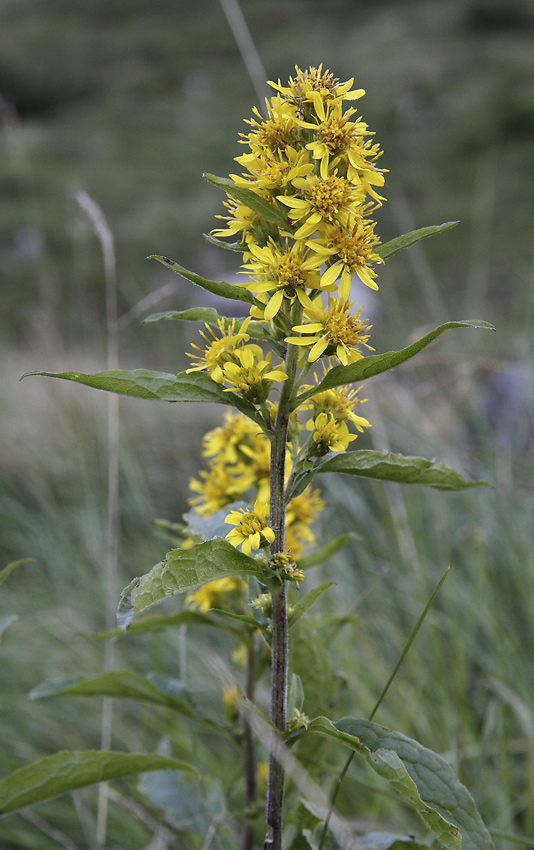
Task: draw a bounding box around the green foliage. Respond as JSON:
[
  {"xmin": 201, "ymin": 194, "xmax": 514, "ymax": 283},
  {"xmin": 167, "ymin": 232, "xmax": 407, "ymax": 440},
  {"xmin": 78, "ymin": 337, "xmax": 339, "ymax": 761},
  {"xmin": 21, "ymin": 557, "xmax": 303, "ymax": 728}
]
[
  {"xmin": 142, "ymin": 306, "xmax": 270, "ymax": 340},
  {"xmin": 148, "ymin": 255, "xmax": 255, "ymax": 304},
  {"xmin": 204, "ymin": 173, "xmax": 289, "ymax": 228},
  {"xmin": 376, "ymin": 222, "xmax": 460, "ymax": 260},
  {"xmin": 117, "ymin": 538, "xmax": 274, "ymax": 630},
  {"xmin": 21, "ymin": 367, "xmax": 265, "ymax": 426},
  {"xmin": 295, "ymin": 321, "xmax": 495, "ymax": 405},
  {"xmin": 315, "ymin": 450, "xmax": 488, "ymax": 490},
  {"xmin": 308, "ymin": 717, "xmax": 495, "ymax": 850},
  {"xmin": 0, "ymin": 751, "xmax": 197, "ymax": 817},
  {"xmin": 0, "ymin": 558, "xmax": 34, "ymax": 588},
  {"xmin": 288, "ymin": 583, "xmax": 335, "ymax": 628},
  {"xmin": 2, "ymin": 50, "xmax": 511, "ymax": 850}
]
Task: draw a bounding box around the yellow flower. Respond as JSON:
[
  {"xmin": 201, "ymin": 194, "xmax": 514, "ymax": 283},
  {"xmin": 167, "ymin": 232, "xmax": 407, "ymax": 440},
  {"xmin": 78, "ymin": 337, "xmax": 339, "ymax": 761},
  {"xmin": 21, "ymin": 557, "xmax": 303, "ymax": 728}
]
[
  {"xmin": 224, "ymin": 500, "xmax": 275, "ymax": 555},
  {"xmin": 231, "ymin": 146, "xmax": 314, "ymax": 194},
  {"xmin": 202, "ymin": 411, "xmax": 265, "ymax": 465},
  {"xmin": 239, "ymin": 239, "xmax": 323, "ymax": 320},
  {"xmin": 211, "ymin": 197, "xmax": 264, "ymax": 245},
  {"xmin": 268, "ymin": 66, "xmax": 365, "ymax": 113},
  {"xmin": 186, "ymin": 577, "xmax": 247, "ymax": 613},
  {"xmin": 300, "ymin": 378, "xmax": 371, "ymax": 435},
  {"xmin": 277, "ymin": 174, "xmax": 365, "ymax": 239},
  {"xmin": 309, "ymin": 216, "xmax": 382, "ymax": 299},
  {"xmin": 243, "ymin": 102, "xmax": 299, "ymax": 156},
  {"xmin": 269, "ymin": 551, "xmax": 304, "ymax": 584},
  {"xmin": 307, "ymin": 412, "xmax": 357, "ymax": 455},
  {"xmin": 286, "ymin": 488, "xmax": 325, "ymax": 541},
  {"xmin": 223, "ymin": 685, "xmax": 240, "ymax": 724},
  {"xmin": 187, "ymin": 317, "xmax": 261, "ymax": 383},
  {"xmin": 189, "ymin": 463, "xmax": 242, "ymax": 517},
  {"xmin": 257, "ymin": 761, "xmax": 269, "ymax": 794},
  {"xmin": 222, "ymin": 345, "xmax": 287, "ymax": 403},
  {"xmin": 285, "ymin": 296, "xmax": 374, "ymax": 365}
]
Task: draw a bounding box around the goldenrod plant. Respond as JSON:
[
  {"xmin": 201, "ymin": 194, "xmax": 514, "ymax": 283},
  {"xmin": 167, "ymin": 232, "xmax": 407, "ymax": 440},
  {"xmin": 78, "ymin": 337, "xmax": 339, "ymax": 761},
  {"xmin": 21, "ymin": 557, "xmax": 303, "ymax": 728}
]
[{"xmin": 8, "ymin": 67, "xmax": 497, "ymax": 850}]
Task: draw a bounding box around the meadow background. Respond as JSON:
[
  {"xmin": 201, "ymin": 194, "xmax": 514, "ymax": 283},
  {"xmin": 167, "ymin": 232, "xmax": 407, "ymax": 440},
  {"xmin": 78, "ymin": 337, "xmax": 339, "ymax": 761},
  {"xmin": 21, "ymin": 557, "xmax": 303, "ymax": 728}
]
[{"xmin": 1, "ymin": 0, "xmax": 534, "ymax": 847}]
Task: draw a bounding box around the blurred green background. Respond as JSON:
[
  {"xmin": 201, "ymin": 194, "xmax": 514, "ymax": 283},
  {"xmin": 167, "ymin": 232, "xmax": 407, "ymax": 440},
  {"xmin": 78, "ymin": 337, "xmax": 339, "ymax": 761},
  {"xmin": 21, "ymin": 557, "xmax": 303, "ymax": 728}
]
[{"xmin": 1, "ymin": 0, "xmax": 534, "ymax": 848}]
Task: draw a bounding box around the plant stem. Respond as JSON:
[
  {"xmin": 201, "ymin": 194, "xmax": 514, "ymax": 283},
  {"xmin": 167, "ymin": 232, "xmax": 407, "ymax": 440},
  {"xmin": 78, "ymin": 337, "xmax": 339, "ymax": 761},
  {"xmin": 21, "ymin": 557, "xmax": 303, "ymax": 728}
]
[
  {"xmin": 264, "ymin": 339, "xmax": 300, "ymax": 849},
  {"xmin": 242, "ymin": 632, "xmax": 257, "ymax": 850}
]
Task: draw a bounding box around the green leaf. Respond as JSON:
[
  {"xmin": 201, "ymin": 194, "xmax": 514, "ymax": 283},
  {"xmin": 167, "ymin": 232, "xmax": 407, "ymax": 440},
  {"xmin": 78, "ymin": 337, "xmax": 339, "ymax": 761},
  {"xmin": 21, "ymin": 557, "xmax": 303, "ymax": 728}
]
[
  {"xmin": 141, "ymin": 308, "xmax": 269, "ymax": 339},
  {"xmin": 0, "ymin": 750, "xmax": 197, "ymax": 817},
  {"xmin": 78, "ymin": 609, "xmax": 237, "ymax": 641},
  {"xmin": 20, "ymin": 368, "xmax": 264, "ymax": 427},
  {"xmin": 356, "ymin": 833, "xmax": 427, "ymax": 850},
  {"xmin": 316, "ymin": 450, "xmax": 489, "ymax": 491},
  {"xmin": 117, "ymin": 538, "xmax": 274, "ymax": 630},
  {"xmin": 294, "ymin": 320, "xmax": 495, "ymax": 405},
  {"xmin": 28, "ymin": 671, "xmax": 229, "ymax": 733},
  {"xmin": 203, "ymin": 232, "xmax": 243, "ymax": 252},
  {"xmin": 28, "ymin": 670, "xmax": 196, "ymax": 714},
  {"xmin": 0, "ymin": 558, "xmax": 34, "ymax": 588},
  {"xmin": 308, "ymin": 716, "xmax": 495, "ymax": 850},
  {"xmin": 204, "ymin": 173, "xmax": 289, "ymax": 228},
  {"xmin": 148, "ymin": 254, "xmax": 254, "ymax": 304},
  {"xmin": 376, "ymin": 222, "xmax": 460, "ymax": 260},
  {"xmin": 297, "ymin": 534, "xmax": 356, "ymax": 570},
  {"xmin": 288, "ymin": 583, "xmax": 334, "ymax": 628}
]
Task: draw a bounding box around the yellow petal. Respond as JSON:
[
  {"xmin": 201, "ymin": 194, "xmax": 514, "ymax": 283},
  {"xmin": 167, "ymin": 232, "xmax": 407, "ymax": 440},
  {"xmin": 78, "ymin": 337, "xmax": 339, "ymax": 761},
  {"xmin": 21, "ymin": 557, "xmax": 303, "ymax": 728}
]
[
  {"xmin": 264, "ymin": 289, "xmax": 284, "ymax": 321},
  {"xmin": 321, "ymin": 263, "xmax": 342, "ymax": 288},
  {"xmin": 309, "ymin": 339, "xmax": 328, "ymax": 362}
]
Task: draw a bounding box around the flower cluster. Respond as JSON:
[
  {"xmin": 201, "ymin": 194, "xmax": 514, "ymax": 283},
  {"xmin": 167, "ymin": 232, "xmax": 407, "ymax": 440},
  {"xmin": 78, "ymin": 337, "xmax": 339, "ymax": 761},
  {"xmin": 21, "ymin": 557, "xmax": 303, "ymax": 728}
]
[
  {"xmin": 187, "ymin": 317, "xmax": 286, "ymax": 405},
  {"xmin": 184, "ymin": 67, "xmax": 380, "ymax": 613},
  {"xmin": 213, "ymin": 65, "xmax": 385, "ymax": 364},
  {"xmin": 185, "ymin": 411, "xmax": 326, "ymax": 611}
]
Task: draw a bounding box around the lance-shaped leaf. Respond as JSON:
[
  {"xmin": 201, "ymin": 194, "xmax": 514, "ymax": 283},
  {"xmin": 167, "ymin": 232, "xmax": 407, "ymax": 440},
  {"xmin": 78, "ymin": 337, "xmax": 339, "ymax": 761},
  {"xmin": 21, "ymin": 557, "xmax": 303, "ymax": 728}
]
[
  {"xmin": 29, "ymin": 670, "xmax": 195, "ymax": 714},
  {"xmin": 204, "ymin": 173, "xmax": 289, "ymax": 228},
  {"xmin": 148, "ymin": 254, "xmax": 254, "ymax": 304},
  {"xmin": 308, "ymin": 717, "xmax": 495, "ymax": 850},
  {"xmin": 294, "ymin": 320, "xmax": 495, "ymax": 405},
  {"xmin": 355, "ymin": 832, "xmax": 428, "ymax": 850},
  {"xmin": 315, "ymin": 450, "xmax": 489, "ymax": 491},
  {"xmin": 20, "ymin": 368, "xmax": 264, "ymax": 427},
  {"xmin": 0, "ymin": 558, "xmax": 34, "ymax": 588},
  {"xmin": 117, "ymin": 538, "xmax": 274, "ymax": 630},
  {"xmin": 376, "ymin": 222, "xmax": 460, "ymax": 260},
  {"xmin": 203, "ymin": 232, "xmax": 242, "ymax": 252},
  {"xmin": 79, "ymin": 609, "xmax": 240, "ymax": 641},
  {"xmin": 288, "ymin": 583, "xmax": 334, "ymax": 628},
  {"xmin": 28, "ymin": 671, "xmax": 227, "ymax": 731},
  {"xmin": 0, "ymin": 751, "xmax": 197, "ymax": 817},
  {"xmin": 142, "ymin": 307, "xmax": 270, "ymax": 340}
]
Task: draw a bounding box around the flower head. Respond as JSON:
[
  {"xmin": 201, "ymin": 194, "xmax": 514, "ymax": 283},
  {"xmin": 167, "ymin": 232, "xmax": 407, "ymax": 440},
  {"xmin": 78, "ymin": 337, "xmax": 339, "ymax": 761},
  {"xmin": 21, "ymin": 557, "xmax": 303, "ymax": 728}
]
[
  {"xmin": 222, "ymin": 345, "xmax": 287, "ymax": 403},
  {"xmin": 224, "ymin": 500, "xmax": 275, "ymax": 555},
  {"xmin": 278, "ymin": 174, "xmax": 365, "ymax": 239},
  {"xmin": 307, "ymin": 412, "xmax": 357, "ymax": 455},
  {"xmin": 286, "ymin": 296, "xmax": 374, "ymax": 365},
  {"xmin": 300, "ymin": 378, "xmax": 371, "ymax": 435},
  {"xmin": 189, "ymin": 463, "xmax": 242, "ymax": 516},
  {"xmin": 240, "ymin": 239, "xmax": 323, "ymax": 320},
  {"xmin": 187, "ymin": 318, "xmax": 260, "ymax": 383},
  {"xmin": 310, "ymin": 215, "xmax": 382, "ymax": 298}
]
